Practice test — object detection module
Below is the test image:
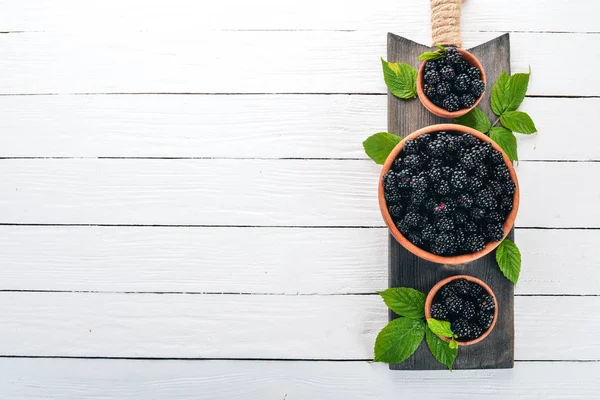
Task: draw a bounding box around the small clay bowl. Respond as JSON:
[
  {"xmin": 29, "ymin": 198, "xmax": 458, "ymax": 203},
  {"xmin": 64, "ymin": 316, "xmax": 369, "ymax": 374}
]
[
  {"xmin": 378, "ymin": 123, "xmax": 520, "ymax": 265},
  {"xmin": 416, "ymin": 49, "xmax": 486, "ymax": 118},
  {"xmin": 425, "ymin": 275, "xmax": 498, "ymax": 346}
]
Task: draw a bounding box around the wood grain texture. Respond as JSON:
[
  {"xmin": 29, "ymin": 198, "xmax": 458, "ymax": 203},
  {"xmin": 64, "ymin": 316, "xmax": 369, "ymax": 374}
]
[
  {"xmin": 0, "ymin": 95, "xmax": 593, "ymax": 160},
  {"xmin": 1, "ymin": 0, "xmax": 597, "ymax": 33},
  {"xmin": 1, "ymin": 226, "xmax": 598, "ymax": 295},
  {"xmin": 0, "ymin": 32, "xmax": 594, "ymax": 95},
  {"xmin": 1, "ymin": 359, "xmax": 599, "ymax": 399},
  {"xmin": 386, "ymin": 34, "xmax": 512, "ymax": 370},
  {"xmin": 0, "ymin": 293, "xmax": 597, "ymax": 360},
  {"xmin": 0, "ymin": 159, "xmax": 598, "ymax": 227}
]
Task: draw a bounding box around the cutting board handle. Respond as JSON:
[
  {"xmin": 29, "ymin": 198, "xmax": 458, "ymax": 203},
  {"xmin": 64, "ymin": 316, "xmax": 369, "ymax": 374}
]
[{"xmin": 430, "ymin": 0, "xmax": 463, "ymax": 47}]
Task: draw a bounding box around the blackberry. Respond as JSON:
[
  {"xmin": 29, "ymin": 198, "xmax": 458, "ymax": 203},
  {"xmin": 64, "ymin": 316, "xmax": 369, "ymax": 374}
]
[
  {"xmin": 392, "ymin": 158, "xmax": 403, "ymax": 171},
  {"xmin": 453, "ymin": 73, "xmax": 471, "ymax": 92},
  {"xmin": 434, "ymin": 180, "xmax": 450, "ymax": 195},
  {"xmin": 500, "ymin": 196, "xmax": 513, "ymax": 213},
  {"xmin": 407, "ymin": 232, "xmax": 424, "ymax": 247},
  {"xmin": 383, "ymin": 171, "xmax": 397, "ymax": 188},
  {"xmin": 441, "ymin": 166, "xmax": 454, "ymax": 180},
  {"xmin": 467, "ymin": 176, "xmax": 484, "ymax": 192},
  {"xmin": 439, "ymin": 284, "xmax": 456, "ymax": 299},
  {"xmin": 494, "ymin": 164, "xmax": 511, "ymax": 182},
  {"xmin": 464, "ymin": 234, "xmax": 486, "ymax": 252},
  {"xmin": 461, "ymin": 134, "xmax": 479, "ymax": 148},
  {"xmin": 440, "ymin": 65, "xmax": 456, "ymax": 81},
  {"xmin": 384, "ymin": 186, "xmax": 401, "ymax": 204},
  {"xmin": 451, "ymin": 319, "xmax": 473, "ymax": 340},
  {"xmin": 424, "ymin": 60, "xmax": 437, "ymax": 73},
  {"xmin": 461, "ymin": 300, "xmax": 477, "ymax": 320},
  {"xmin": 403, "ymin": 154, "xmax": 423, "ymax": 171},
  {"xmin": 431, "ymin": 96, "xmax": 445, "ymax": 108},
  {"xmin": 436, "ymin": 216, "xmax": 454, "ymax": 232},
  {"xmin": 488, "ymin": 180, "xmax": 503, "ymax": 196},
  {"xmin": 466, "ymin": 66, "xmax": 481, "ymax": 80},
  {"xmin": 433, "ymin": 200, "xmax": 452, "ymax": 217},
  {"xmin": 430, "ymin": 302, "xmax": 448, "ymax": 320},
  {"xmin": 444, "ymin": 47, "xmax": 462, "ymax": 65},
  {"xmin": 421, "ymin": 224, "xmax": 437, "ymax": 241},
  {"xmin": 427, "ymin": 140, "xmax": 446, "ymax": 158},
  {"xmin": 476, "ymin": 189, "xmax": 497, "ymax": 209},
  {"xmin": 470, "ymin": 324, "xmax": 484, "ymax": 340},
  {"xmin": 436, "ymin": 81, "xmax": 452, "ymax": 97},
  {"xmin": 397, "ymin": 170, "xmax": 412, "ymax": 189},
  {"xmin": 487, "ymin": 210, "xmax": 505, "ymax": 223},
  {"xmin": 406, "ymin": 204, "xmax": 420, "ymax": 215},
  {"xmin": 388, "ymin": 204, "xmax": 403, "ymax": 217},
  {"xmin": 470, "ymin": 207, "xmax": 486, "ymax": 220},
  {"xmin": 502, "ymin": 180, "xmax": 516, "ymax": 195},
  {"xmin": 445, "ymin": 295, "xmax": 464, "ymax": 316},
  {"xmin": 410, "ymin": 175, "xmax": 428, "ymax": 192},
  {"xmin": 451, "ymin": 169, "xmax": 468, "ymax": 189},
  {"xmin": 460, "ymin": 151, "xmax": 478, "ymax": 170},
  {"xmin": 464, "ymin": 221, "xmax": 478, "ymax": 233},
  {"xmin": 439, "ymin": 197, "xmax": 456, "ymax": 213},
  {"xmin": 467, "ymin": 282, "xmax": 485, "ymax": 299},
  {"xmin": 424, "ymin": 198, "xmax": 437, "ymax": 213},
  {"xmin": 424, "ymin": 69, "xmax": 441, "ymax": 85},
  {"xmin": 403, "ymin": 140, "xmax": 419, "ymax": 155},
  {"xmin": 489, "ymin": 149, "xmax": 504, "ymax": 165},
  {"xmin": 416, "ymin": 134, "xmax": 432, "ymax": 150},
  {"xmin": 428, "ymin": 157, "xmax": 443, "ymax": 169},
  {"xmin": 404, "ymin": 212, "xmax": 420, "ymax": 227},
  {"xmin": 454, "ymin": 59, "xmax": 469, "ymax": 74},
  {"xmin": 396, "ymin": 220, "xmax": 411, "ymax": 235},
  {"xmin": 410, "ymin": 190, "xmax": 427, "ymax": 205},
  {"xmin": 476, "ymin": 311, "xmax": 494, "ymax": 330},
  {"xmin": 455, "ymin": 229, "xmax": 466, "ymax": 247},
  {"xmin": 453, "ymin": 279, "xmax": 471, "ymax": 296},
  {"xmin": 485, "ymin": 222, "xmax": 504, "ymax": 242},
  {"xmin": 442, "ymin": 94, "xmax": 460, "ymax": 112},
  {"xmin": 455, "ymin": 211, "xmax": 468, "ymax": 225},
  {"xmin": 478, "ymin": 294, "xmax": 495, "ymax": 312},
  {"xmin": 427, "ymin": 167, "xmax": 443, "ymax": 183},
  {"xmin": 461, "ymin": 93, "xmax": 476, "ymax": 108},
  {"xmin": 470, "ymin": 79, "xmax": 485, "ymax": 97},
  {"xmin": 473, "ymin": 163, "xmax": 488, "ymax": 179},
  {"xmin": 457, "ymin": 193, "xmax": 474, "ymax": 209},
  {"xmin": 432, "ymin": 232, "xmax": 457, "ymax": 255}
]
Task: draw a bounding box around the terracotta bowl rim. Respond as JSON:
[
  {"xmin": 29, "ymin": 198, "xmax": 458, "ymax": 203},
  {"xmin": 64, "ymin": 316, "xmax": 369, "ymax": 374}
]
[
  {"xmin": 378, "ymin": 123, "xmax": 520, "ymax": 265},
  {"xmin": 416, "ymin": 48, "xmax": 487, "ymax": 118},
  {"xmin": 424, "ymin": 274, "xmax": 499, "ymax": 346}
]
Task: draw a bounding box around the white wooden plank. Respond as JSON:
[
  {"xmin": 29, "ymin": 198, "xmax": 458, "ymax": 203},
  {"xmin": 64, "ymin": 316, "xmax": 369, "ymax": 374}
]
[
  {"xmin": 1, "ymin": 0, "xmax": 597, "ymax": 33},
  {"xmin": 0, "ymin": 293, "xmax": 597, "ymax": 360},
  {"xmin": 0, "ymin": 95, "xmax": 594, "ymax": 161},
  {"xmin": 0, "ymin": 31, "xmax": 595, "ymax": 96},
  {"xmin": 1, "ymin": 226, "xmax": 598, "ymax": 295},
  {"xmin": 0, "ymin": 159, "xmax": 597, "ymax": 227},
  {"xmin": 1, "ymin": 359, "xmax": 599, "ymax": 400}
]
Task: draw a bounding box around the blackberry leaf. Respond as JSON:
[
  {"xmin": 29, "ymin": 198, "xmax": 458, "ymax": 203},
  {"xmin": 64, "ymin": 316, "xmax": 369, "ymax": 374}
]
[
  {"xmin": 381, "ymin": 58, "xmax": 418, "ymax": 99},
  {"xmin": 491, "ymin": 71, "xmax": 510, "ymax": 116},
  {"xmin": 490, "ymin": 127, "xmax": 518, "ymax": 161},
  {"xmin": 427, "ymin": 318, "xmax": 454, "ymax": 338},
  {"xmin": 500, "ymin": 111, "xmax": 537, "ymax": 135},
  {"xmin": 378, "ymin": 287, "xmax": 426, "ymax": 319},
  {"xmin": 496, "ymin": 238, "xmax": 522, "ymax": 284},
  {"xmin": 505, "ymin": 70, "xmax": 531, "ymax": 112},
  {"xmin": 373, "ymin": 317, "xmax": 425, "ymax": 363},
  {"xmin": 453, "ymin": 107, "xmax": 492, "ymax": 133},
  {"xmin": 426, "ymin": 326, "xmax": 457, "ymax": 371},
  {"xmin": 363, "ymin": 132, "xmax": 400, "ymax": 164}
]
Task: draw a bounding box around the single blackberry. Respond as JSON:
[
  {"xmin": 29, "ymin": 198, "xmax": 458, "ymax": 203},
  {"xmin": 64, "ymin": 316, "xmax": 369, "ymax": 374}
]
[
  {"xmin": 488, "ymin": 180, "xmax": 503, "ymax": 196},
  {"xmin": 439, "ymin": 197, "xmax": 456, "ymax": 212},
  {"xmin": 384, "ymin": 186, "xmax": 402, "ymax": 204},
  {"xmin": 454, "ymin": 59, "xmax": 469, "ymax": 73},
  {"xmin": 396, "ymin": 219, "xmax": 411, "ymax": 235},
  {"xmin": 476, "ymin": 311, "xmax": 494, "ymax": 330},
  {"xmin": 441, "ymin": 166, "xmax": 454, "ymax": 180},
  {"xmin": 466, "ymin": 66, "xmax": 481, "ymax": 80},
  {"xmin": 416, "ymin": 134, "xmax": 432, "ymax": 150},
  {"xmin": 427, "ymin": 140, "xmax": 446, "ymax": 158},
  {"xmin": 473, "ymin": 163, "xmax": 488, "ymax": 179},
  {"xmin": 406, "ymin": 204, "xmax": 420, "ymax": 215},
  {"xmin": 392, "ymin": 158, "xmax": 403, "ymax": 171},
  {"xmin": 464, "ymin": 221, "xmax": 478, "ymax": 233},
  {"xmin": 424, "ymin": 69, "xmax": 441, "ymax": 85},
  {"xmin": 404, "ymin": 212, "xmax": 420, "ymax": 227},
  {"xmin": 442, "ymin": 94, "xmax": 460, "ymax": 112},
  {"xmin": 451, "ymin": 319, "xmax": 473, "ymax": 340},
  {"xmin": 403, "ymin": 140, "xmax": 419, "ymax": 155},
  {"xmin": 407, "ymin": 232, "xmax": 424, "ymax": 247},
  {"xmin": 433, "ymin": 200, "xmax": 451, "ymax": 217},
  {"xmin": 432, "ymin": 232, "xmax": 457, "ymax": 255},
  {"xmin": 436, "ymin": 216, "xmax": 454, "ymax": 232},
  {"xmin": 451, "ymin": 169, "xmax": 468, "ymax": 189},
  {"xmin": 436, "ymin": 81, "xmax": 452, "ymax": 97},
  {"xmin": 467, "ymin": 176, "xmax": 484, "ymax": 192},
  {"xmin": 424, "ymin": 198, "xmax": 437, "ymax": 213},
  {"xmin": 444, "ymin": 47, "xmax": 462, "ymax": 64},
  {"xmin": 502, "ymin": 180, "xmax": 516, "ymax": 195},
  {"xmin": 500, "ymin": 196, "xmax": 513, "ymax": 213},
  {"xmin": 453, "ymin": 279, "xmax": 471, "ymax": 296},
  {"xmin": 435, "ymin": 180, "xmax": 451, "ymax": 195},
  {"xmin": 456, "ymin": 193, "xmax": 474, "ymax": 209},
  {"xmin": 410, "ymin": 190, "xmax": 427, "ymax": 205},
  {"xmin": 427, "ymin": 167, "xmax": 443, "ymax": 183},
  {"xmin": 475, "ymin": 189, "xmax": 497, "ymax": 209},
  {"xmin": 431, "ymin": 96, "xmax": 445, "ymax": 108},
  {"xmin": 461, "ymin": 300, "xmax": 477, "ymax": 320},
  {"xmin": 410, "ymin": 175, "xmax": 428, "ymax": 192},
  {"xmin": 461, "ymin": 93, "xmax": 476, "ymax": 108},
  {"xmin": 421, "ymin": 224, "xmax": 437, "ymax": 241},
  {"xmin": 460, "ymin": 151, "xmax": 478, "ymax": 170},
  {"xmin": 428, "ymin": 157, "xmax": 443, "ymax": 169},
  {"xmin": 455, "ymin": 229, "xmax": 466, "ymax": 248},
  {"xmin": 485, "ymin": 222, "xmax": 504, "ymax": 242},
  {"xmin": 461, "ymin": 134, "xmax": 479, "ymax": 148},
  {"xmin": 489, "ymin": 149, "xmax": 504, "ymax": 165},
  {"xmin": 423, "ymin": 84, "xmax": 436, "ymax": 99},
  {"xmin": 453, "ymin": 73, "xmax": 471, "ymax": 92},
  {"xmin": 464, "ymin": 234, "xmax": 486, "ymax": 253},
  {"xmin": 494, "ymin": 164, "xmax": 511, "ymax": 182},
  {"xmin": 469, "ymin": 324, "xmax": 484, "ymax": 340},
  {"xmin": 403, "ymin": 154, "xmax": 423, "ymax": 171},
  {"xmin": 470, "ymin": 79, "xmax": 485, "ymax": 97},
  {"xmin": 383, "ymin": 171, "xmax": 397, "ymax": 189},
  {"xmin": 479, "ymin": 142, "xmax": 493, "ymax": 159},
  {"xmin": 478, "ymin": 294, "xmax": 495, "ymax": 312},
  {"xmin": 397, "ymin": 170, "xmax": 412, "ymax": 189},
  {"xmin": 467, "ymin": 282, "xmax": 485, "ymax": 299},
  {"xmin": 388, "ymin": 204, "xmax": 403, "ymax": 217},
  {"xmin": 430, "ymin": 302, "xmax": 448, "ymax": 320},
  {"xmin": 440, "ymin": 65, "xmax": 456, "ymax": 81},
  {"xmin": 487, "ymin": 210, "xmax": 505, "ymax": 223},
  {"xmin": 470, "ymin": 207, "xmax": 486, "ymax": 220},
  {"xmin": 445, "ymin": 295, "xmax": 464, "ymax": 316},
  {"xmin": 424, "ymin": 60, "xmax": 437, "ymax": 73},
  {"xmin": 455, "ymin": 211, "xmax": 468, "ymax": 225},
  {"xmin": 439, "ymin": 284, "xmax": 456, "ymax": 299}
]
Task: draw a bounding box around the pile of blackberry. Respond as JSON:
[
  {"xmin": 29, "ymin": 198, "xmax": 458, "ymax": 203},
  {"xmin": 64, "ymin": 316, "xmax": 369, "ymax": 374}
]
[
  {"xmin": 422, "ymin": 47, "xmax": 484, "ymax": 112},
  {"xmin": 383, "ymin": 130, "xmax": 515, "ymax": 256},
  {"xmin": 430, "ymin": 278, "xmax": 495, "ymax": 341}
]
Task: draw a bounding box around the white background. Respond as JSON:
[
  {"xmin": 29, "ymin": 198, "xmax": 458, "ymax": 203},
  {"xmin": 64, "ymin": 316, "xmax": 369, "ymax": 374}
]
[{"xmin": 1, "ymin": 0, "xmax": 599, "ymax": 398}]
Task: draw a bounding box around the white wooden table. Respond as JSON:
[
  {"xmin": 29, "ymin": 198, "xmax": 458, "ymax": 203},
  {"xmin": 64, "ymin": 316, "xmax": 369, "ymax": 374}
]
[{"xmin": 1, "ymin": 1, "xmax": 599, "ymax": 398}]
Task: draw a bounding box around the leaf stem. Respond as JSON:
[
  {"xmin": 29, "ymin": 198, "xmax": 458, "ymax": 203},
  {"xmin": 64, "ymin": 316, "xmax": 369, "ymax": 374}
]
[{"xmin": 491, "ymin": 116, "xmax": 501, "ymax": 128}]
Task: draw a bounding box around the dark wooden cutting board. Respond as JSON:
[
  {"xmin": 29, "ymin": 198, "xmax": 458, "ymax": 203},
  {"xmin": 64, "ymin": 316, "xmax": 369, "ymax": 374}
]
[{"xmin": 387, "ymin": 33, "xmax": 514, "ymax": 370}]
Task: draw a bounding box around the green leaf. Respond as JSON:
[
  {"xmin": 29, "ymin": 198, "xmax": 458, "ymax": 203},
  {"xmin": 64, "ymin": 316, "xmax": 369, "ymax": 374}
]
[
  {"xmin": 374, "ymin": 318, "xmax": 426, "ymax": 364},
  {"xmin": 426, "ymin": 318, "xmax": 454, "ymax": 338},
  {"xmin": 435, "ymin": 43, "xmax": 446, "ymax": 52},
  {"xmin": 362, "ymin": 132, "xmax": 401, "ymax": 165},
  {"xmin": 379, "ymin": 287, "xmax": 426, "ymax": 319},
  {"xmin": 426, "ymin": 326, "xmax": 458, "ymax": 371},
  {"xmin": 381, "ymin": 58, "xmax": 418, "ymax": 99},
  {"xmin": 496, "ymin": 239, "xmax": 522, "ymax": 284},
  {"xmin": 491, "ymin": 71, "xmax": 510, "ymax": 116},
  {"xmin": 417, "ymin": 51, "xmax": 444, "ymax": 61},
  {"xmin": 449, "ymin": 338, "xmax": 458, "ymax": 350},
  {"xmin": 490, "ymin": 126, "xmax": 518, "ymax": 161},
  {"xmin": 453, "ymin": 107, "xmax": 492, "ymax": 133},
  {"xmin": 505, "ymin": 70, "xmax": 531, "ymax": 111},
  {"xmin": 500, "ymin": 111, "xmax": 537, "ymax": 134}
]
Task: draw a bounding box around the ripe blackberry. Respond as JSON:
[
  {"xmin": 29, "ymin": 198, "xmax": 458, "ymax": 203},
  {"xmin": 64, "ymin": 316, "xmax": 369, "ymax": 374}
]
[
  {"xmin": 470, "ymin": 79, "xmax": 485, "ymax": 97},
  {"xmin": 404, "ymin": 212, "xmax": 420, "ymax": 227},
  {"xmin": 410, "ymin": 190, "xmax": 427, "ymax": 205},
  {"xmin": 467, "ymin": 176, "xmax": 484, "ymax": 192},
  {"xmin": 424, "ymin": 69, "xmax": 441, "ymax": 85},
  {"xmin": 427, "ymin": 167, "xmax": 442, "ymax": 183},
  {"xmin": 445, "ymin": 296, "xmax": 464, "ymax": 316},
  {"xmin": 475, "ymin": 189, "xmax": 497, "ymax": 209},
  {"xmin": 451, "ymin": 169, "xmax": 468, "ymax": 189},
  {"xmin": 388, "ymin": 204, "xmax": 403, "ymax": 217},
  {"xmin": 478, "ymin": 294, "xmax": 495, "ymax": 312},
  {"xmin": 461, "ymin": 134, "xmax": 479, "ymax": 148},
  {"xmin": 464, "ymin": 234, "xmax": 485, "ymax": 252},
  {"xmin": 476, "ymin": 311, "xmax": 494, "ymax": 330},
  {"xmin": 407, "ymin": 232, "xmax": 424, "ymax": 247},
  {"xmin": 460, "ymin": 151, "xmax": 478, "ymax": 170},
  {"xmin": 464, "ymin": 221, "xmax": 478, "ymax": 233},
  {"xmin": 403, "ymin": 154, "xmax": 423, "ymax": 171},
  {"xmin": 436, "ymin": 81, "xmax": 452, "ymax": 97},
  {"xmin": 455, "ymin": 211, "xmax": 468, "ymax": 225},
  {"xmin": 432, "ymin": 232, "xmax": 457, "ymax": 255},
  {"xmin": 433, "ymin": 200, "xmax": 451, "ymax": 217},
  {"xmin": 485, "ymin": 222, "xmax": 505, "ymax": 242},
  {"xmin": 424, "ymin": 60, "xmax": 437, "ymax": 73},
  {"xmin": 473, "ymin": 163, "xmax": 488, "ymax": 179},
  {"xmin": 403, "ymin": 139, "xmax": 419, "ymax": 155},
  {"xmin": 455, "ymin": 229, "xmax": 466, "ymax": 247},
  {"xmin": 440, "ymin": 65, "xmax": 456, "ymax": 81},
  {"xmin": 451, "ymin": 319, "xmax": 473, "ymax": 340},
  {"xmin": 466, "ymin": 66, "xmax": 481, "ymax": 80},
  {"xmin": 502, "ymin": 180, "xmax": 516, "ymax": 195},
  {"xmin": 397, "ymin": 170, "xmax": 412, "ymax": 189},
  {"xmin": 487, "ymin": 210, "xmax": 505, "ymax": 223},
  {"xmin": 383, "ymin": 171, "xmax": 397, "ymax": 188},
  {"xmin": 430, "ymin": 302, "xmax": 448, "ymax": 320},
  {"xmin": 454, "ymin": 59, "xmax": 469, "ymax": 74},
  {"xmin": 479, "ymin": 142, "xmax": 493, "ymax": 159},
  {"xmin": 453, "ymin": 73, "xmax": 471, "ymax": 92},
  {"xmin": 467, "ymin": 282, "xmax": 484, "ymax": 299},
  {"xmin": 489, "ymin": 149, "xmax": 504, "ymax": 165},
  {"xmin": 436, "ymin": 216, "xmax": 454, "ymax": 232},
  {"xmin": 421, "ymin": 224, "xmax": 437, "ymax": 241},
  {"xmin": 392, "ymin": 158, "xmax": 403, "ymax": 171},
  {"xmin": 494, "ymin": 164, "xmax": 511, "ymax": 182},
  {"xmin": 488, "ymin": 180, "xmax": 503, "ymax": 196},
  {"xmin": 461, "ymin": 300, "xmax": 477, "ymax": 320},
  {"xmin": 431, "ymin": 96, "xmax": 445, "ymax": 108},
  {"xmin": 429, "ymin": 157, "xmax": 443, "ymax": 169},
  {"xmin": 442, "ymin": 94, "xmax": 460, "ymax": 112},
  {"xmin": 439, "ymin": 284, "xmax": 456, "ymax": 299},
  {"xmin": 416, "ymin": 134, "xmax": 431, "ymax": 149},
  {"xmin": 441, "ymin": 166, "xmax": 454, "ymax": 180},
  {"xmin": 424, "ymin": 198, "xmax": 437, "ymax": 213},
  {"xmin": 406, "ymin": 204, "xmax": 420, "ymax": 215},
  {"xmin": 396, "ymin": 220, "xmax": 411, "ymax": 235},
  {"xmin": 384, "ymin": 186, "xmax": 401, "ymax": 204},
  {"xmin": 457, "ymin": 193, "xmax": 474, "ymax": 209},
  {"xmin": 453, "ymin": 279, "xmax": 471, "ymax": 296},
  {"xmin": 461, "ymin": 93, "xmax": 476, "ymax": 108},
  {"xmin": 439, "ymin": 197, "xmax": 456, "ymax": 212},
  {"xmin": 500, "ymin": 196, "xmax": 513, "ymax": 213},
  {"xmin": 444, "ymin": 47, "xmax": 462, "ymax": 64},
  {"xmin": 469, "ymin": 324, "xmax": 484, "ymax": 340},
  {"xmin": 427, "ymin": 140, "xmax": 446, "ymax": 158},
  {"xmin": 470, "ymin": 207, "xmax": 486, "ymax": 220},
  {"xmin": 410, "ymin": 175, "xmax": 428, "ymax": 192},
  {"xmin": 435, "ymin": 180, "xmax": 451, "ymax": 195}
]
